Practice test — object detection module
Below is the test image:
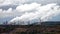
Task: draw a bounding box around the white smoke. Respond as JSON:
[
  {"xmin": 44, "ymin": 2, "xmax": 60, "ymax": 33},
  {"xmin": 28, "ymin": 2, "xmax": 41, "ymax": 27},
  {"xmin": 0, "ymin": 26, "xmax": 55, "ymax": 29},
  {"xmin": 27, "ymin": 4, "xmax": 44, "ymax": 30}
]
[
  {"xmin": 8, "ymin": 3, "xmax": 60, "ymax": 25},
  {"xmin": 0, "ymin": 0, "xmax": 60, "ymax": 25}
]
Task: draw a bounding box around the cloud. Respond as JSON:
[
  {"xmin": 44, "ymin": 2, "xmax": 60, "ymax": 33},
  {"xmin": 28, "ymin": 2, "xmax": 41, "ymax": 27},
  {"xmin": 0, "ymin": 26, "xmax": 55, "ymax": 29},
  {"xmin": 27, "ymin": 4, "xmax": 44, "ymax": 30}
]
[
  {"xmin": 0, "ymin": 8, "xmax": 16, "ymax": 18},
  {"xmin": 8, "ymin": 3, "xmax": 60, "ymax": 25},
  {"xmin": 0, "ymin": 0, "xmax": 59, "ymax": 6},
  {"xmin": 0, "ymin": 8, "xmax": 13, "ymax": 18},
  {"xmin": 0, "ymin": 3, "xmax": 40, "ymax": 18},
  {"xmin": 0, "ymin": 0, "xmax": 60, "ymax": 25},
  {"xmin": 0, "ymin": 0, "xmax": 4, "ymax": 3},
  {"xmin": 0, "ymin": 0, "xmax": 31, "ymax": 6},
  {"xmin": 16, "ymin": 3, "xmax": 41, "ymax": 12}
]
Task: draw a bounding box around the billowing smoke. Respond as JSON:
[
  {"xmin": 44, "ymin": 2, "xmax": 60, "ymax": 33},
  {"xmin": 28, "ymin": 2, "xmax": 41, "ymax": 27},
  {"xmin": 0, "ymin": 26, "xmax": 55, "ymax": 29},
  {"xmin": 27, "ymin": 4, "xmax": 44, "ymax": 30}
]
[
  {"xmin": 0, "ymin": 0, "xmax": 60, "ymax": 25},
  {"xmin": 8, "ymin": 3, "xmax": 60, "ymax": 25}
]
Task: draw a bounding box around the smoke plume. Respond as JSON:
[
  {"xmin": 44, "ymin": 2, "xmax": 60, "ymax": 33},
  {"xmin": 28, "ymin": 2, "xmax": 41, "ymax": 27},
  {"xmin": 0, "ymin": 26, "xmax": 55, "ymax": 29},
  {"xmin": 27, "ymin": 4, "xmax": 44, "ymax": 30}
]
[{"xmin": 8, "ymin": 3, "xmax": 60, "ymax": 25}]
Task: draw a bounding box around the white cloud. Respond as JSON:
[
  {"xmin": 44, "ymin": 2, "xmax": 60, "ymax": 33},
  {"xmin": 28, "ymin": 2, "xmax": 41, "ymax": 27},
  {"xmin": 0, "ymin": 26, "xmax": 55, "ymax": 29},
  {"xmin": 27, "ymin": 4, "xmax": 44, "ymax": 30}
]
[
  {"xmin": 0, "ymin": 0, "xmax": 31, "ymax": 6},
  {"xmin": 0, "ymin": 3, "xmax": 40, "ymax": 18},
  {"xmin": 0, "ymin": 0, "xmax": 4, "ymax": 3},
  {"xmin": 8, "ymin": 3, "xmax": 60, "ymax": 25},
  {"xmin": 0, "ymin": 0, "xmax": 59, "ymax": 6},
  {"xmin": 0, "ymin": 0, "xmax": 60, "ymax": 25},
  {"xmin": 0, "ymin": 8, "xmax": 16, "ymax": 18},
  {"xmin": 16, "ymin": 3, "xmax": 41, "ymax": 12}
]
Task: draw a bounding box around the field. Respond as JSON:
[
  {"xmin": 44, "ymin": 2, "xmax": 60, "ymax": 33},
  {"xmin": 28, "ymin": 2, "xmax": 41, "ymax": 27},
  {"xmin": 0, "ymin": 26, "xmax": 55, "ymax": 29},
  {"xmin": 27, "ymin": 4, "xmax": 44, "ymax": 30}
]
[{"xmin": 0, "ymin": 22, "xmax": 60, "ymax": 34}]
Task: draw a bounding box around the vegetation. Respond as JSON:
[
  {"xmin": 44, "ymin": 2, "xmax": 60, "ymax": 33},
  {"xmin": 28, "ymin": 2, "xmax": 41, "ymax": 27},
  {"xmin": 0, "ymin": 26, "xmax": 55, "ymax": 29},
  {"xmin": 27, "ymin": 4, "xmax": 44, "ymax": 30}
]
[{"xmin": 0, "ymin": 22, "xmax": 60, "ymax": 34}]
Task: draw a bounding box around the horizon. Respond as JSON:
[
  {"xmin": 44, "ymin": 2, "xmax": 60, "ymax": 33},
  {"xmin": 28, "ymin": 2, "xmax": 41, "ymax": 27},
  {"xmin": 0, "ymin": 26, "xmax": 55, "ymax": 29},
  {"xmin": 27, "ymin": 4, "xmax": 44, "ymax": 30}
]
[{"xmin": 0, "ymin": 0, "xmax": 60, "ymax": 25}]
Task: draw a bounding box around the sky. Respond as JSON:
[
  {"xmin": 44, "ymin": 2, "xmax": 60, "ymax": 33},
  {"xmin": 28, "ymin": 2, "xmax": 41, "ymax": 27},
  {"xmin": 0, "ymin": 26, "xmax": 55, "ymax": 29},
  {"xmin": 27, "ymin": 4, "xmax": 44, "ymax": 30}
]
[{"xmin": 0, "ymin": 0, "xmax": 60, "ymax": 25}]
